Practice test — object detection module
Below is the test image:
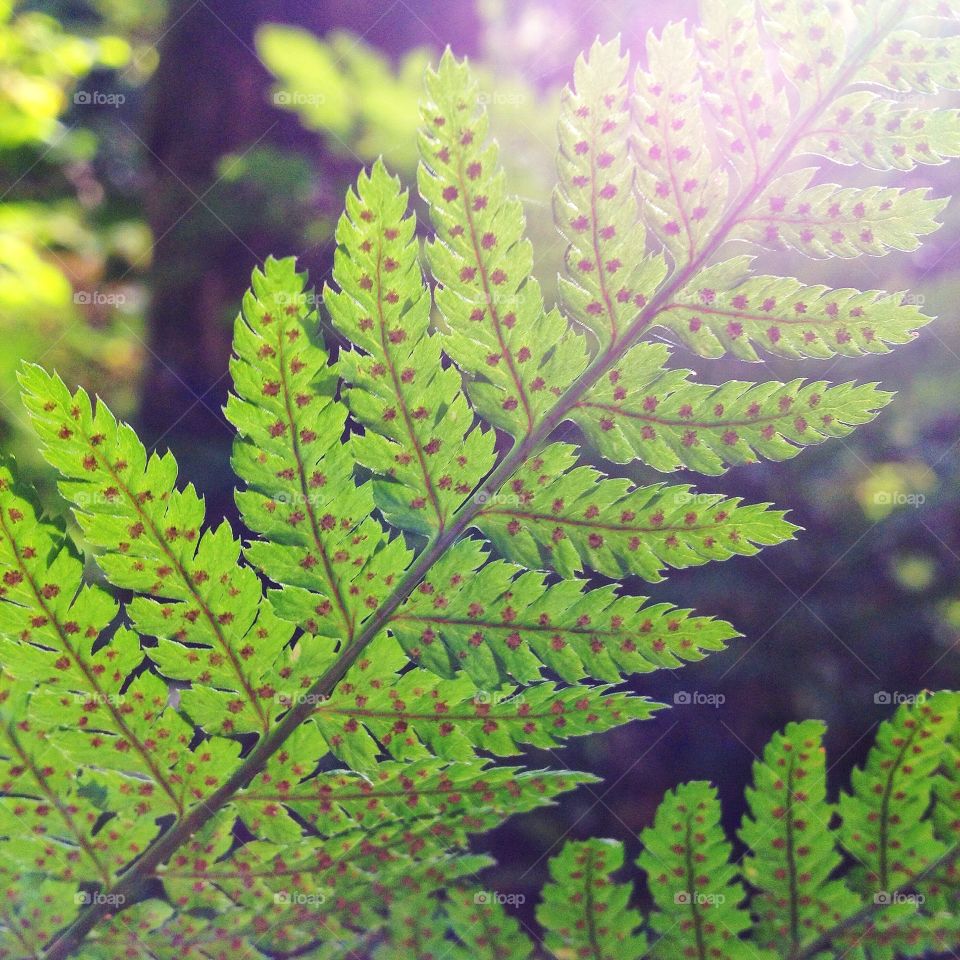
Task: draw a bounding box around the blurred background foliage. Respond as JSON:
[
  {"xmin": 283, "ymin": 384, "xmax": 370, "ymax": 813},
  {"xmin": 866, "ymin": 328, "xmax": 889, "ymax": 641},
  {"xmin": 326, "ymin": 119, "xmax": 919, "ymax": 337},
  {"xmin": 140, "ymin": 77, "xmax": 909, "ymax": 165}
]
[{"xmin": 1, "ymin": 0, "xmax": 958, "ymax": 931}]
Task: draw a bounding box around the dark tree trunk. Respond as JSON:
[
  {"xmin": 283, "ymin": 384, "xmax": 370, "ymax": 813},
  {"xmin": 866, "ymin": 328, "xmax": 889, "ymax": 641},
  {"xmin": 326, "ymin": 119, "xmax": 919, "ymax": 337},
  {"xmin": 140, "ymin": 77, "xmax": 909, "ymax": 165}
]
[{"xmin": 139, "ymin": 0, "xmax": 480, "ymax": 515}]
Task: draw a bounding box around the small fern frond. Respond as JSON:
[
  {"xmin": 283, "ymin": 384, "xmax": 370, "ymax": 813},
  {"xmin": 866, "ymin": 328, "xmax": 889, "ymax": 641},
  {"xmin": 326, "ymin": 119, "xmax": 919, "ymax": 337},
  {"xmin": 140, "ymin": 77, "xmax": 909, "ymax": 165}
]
[
  {"xmin": 839, "ymin": 692, "xmax": 957, "ymax": 897},
  {"xmin": 228, "ymin": 256, "xmax": 410, "ymax": 644},
  {"xmin": 324, "ymin": 161, "xmax": 495, "ymax": 537},
  {"xmin": 538, "ymin": 839, "xmax": 646, "ymax": 960},
  {"xmin": 658, "ymin": 257, "xmax": 934, "ymax": 361},
  {"xmin": 391, "ymin": 538, "xmax": 737, "ymax": 685},
  {"xmin": 19, "ymin": 366, "xmax": 291, "ymax": 737},
  {"xmin": 556, "ymin": 38, "xmax": 662, "ymax": 346},
  {"xmin": 571, "ymin": 341, "xmax": 892, "ymax": 473},
  {"xmin": 640, "ymin": 781, "xmax": 763, "ymax": 960},
  {"xmin": 474, "ymin": 444, "xmax": 798, "ymax": 581},
  {"xmin": 419, "ymin": 50, "xmax": 588, "ymax": 436},
  {"xmin": 740, "ymin": 720, "xmax": 861, "ymax": 954}
]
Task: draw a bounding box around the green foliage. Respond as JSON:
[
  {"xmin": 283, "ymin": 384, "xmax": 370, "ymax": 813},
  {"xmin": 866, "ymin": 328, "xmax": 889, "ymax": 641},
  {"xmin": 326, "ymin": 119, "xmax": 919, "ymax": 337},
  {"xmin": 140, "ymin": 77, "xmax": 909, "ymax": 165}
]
[{"xmin": 0, "ymin": 2, "xmax": 958, "ymax": 957}]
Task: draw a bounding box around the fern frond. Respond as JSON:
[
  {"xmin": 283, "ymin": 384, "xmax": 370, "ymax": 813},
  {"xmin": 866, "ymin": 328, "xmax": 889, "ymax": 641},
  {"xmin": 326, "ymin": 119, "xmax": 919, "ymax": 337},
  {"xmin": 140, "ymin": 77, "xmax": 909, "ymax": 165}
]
[
  {"xmin": 804, "ymin": 92, "xmax": 960, "ymax": 171},
  {"xmin": 474, "ymin": 444, "xmax": 798, "ymax": 580},
  {"xmin": 697, "ymin": 2, "xmax": 789, "ymax": 182},
  {"xmin": 236, "ymin": 737, "xmax": 592, "ymax": 843},
  {"xmin": 556, "ymin": 39, "xmax": 663, "ymax": 346},
  {"xmin": 446, "ymin": 887, "xmax": 533, "ymax": 960},
  {"xmin": 391, "ymin": 539, "xmax": 737, "ymax": 685},
  {"xmin": 419, "ymin": 50, "xmax": 588, "ymax": 436},
  {"xmin": 740, "ymin": 720, "xmax": 861, "ymax": 954},
  {"xmin": 858, "ymin": 30, "xmax": 960, "ymax": 93},
  {"xmin": 0, "ymin": 874, "xmax": 80, "ymax": 959},
  {"xmin": 839, "ymin": 691, "xmax": 958, "ymax": 896},
  {"xmin": 538, "ymin": 839, "xmax": 646, "ymax": 960},
  {"xmin": 658, "ymin": 257, "xmax": 934, "ymax": 361},
  {"xmin": 228, "ymin": 255, "xmax": 410, "ymax": 643},
  {"xmin": 758, "ymin": 0, "xmax": 846, "ymax": 107},
  {"xmin": 296, "ymin": 635, "xmax": 660, "ymax": 766},
  {"xmin": 18, "ymin": 366, "xmax": 292, "ymax": 736},
  {"xmin": 571, "ymin": 342, "xmax": 891, "ymax": 473},
  {"xmin": 0, "ymin": 675, "xmax": 157, "ymax": 887},
  {"xmin": 633, "ymin": 22, "xmax": 727, "ymax": 266},
  {"xmin": 325, "ymin": 162, "xmax": 495, "ymax": 536},
  {"xmin": 736, "ymin": 169, "xmax": 946, "ymax": 259},
  {"xmin": 6, "ymin": 2, "xmax": 959, "ymax": 953},
  {"xmin": 639, "ymin": 781, "xmax": 764, "ymax": 960}
]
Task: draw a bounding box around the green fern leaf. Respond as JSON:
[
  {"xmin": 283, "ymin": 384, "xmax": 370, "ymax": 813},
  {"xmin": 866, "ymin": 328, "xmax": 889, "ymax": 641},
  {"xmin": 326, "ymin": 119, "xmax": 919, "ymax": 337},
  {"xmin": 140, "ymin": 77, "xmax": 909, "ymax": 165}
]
[
  {"xmin": 227, "ymin": 255, "xmax": 411, "ymax": 642},
  {"xmin": 639, "ymin": 781, "xmax": 766, "ymax": 960},
  {"xmin": 325, "ymin": 161, "xmax": 495, "ymax": 536},
  {"xmin": 446, "ymin": 887, "xmax": 534, "ymax": 960},
  {"xmin": 839, "ymin": 692, "xmax": 957, "ymax": 896},
  {"xmin": 0, "ymin": 674, "xmax": 159, "ymax": 887},
  {"xmin": 299, "ymin": 635, "xmax": 660, "ymax": 766},
  {"xmin": 571, "ymin": 342, "xmax": 891, "ymax": 473},
  {"xmin": 419, "ymin": 49, "xmax": 588, "ymax": 436},
  {"xmin": 538, "ymin": 839, "xmax": 646, "ymax": 960},
  {"xmin": 392, "ymin": 538, "xmax": 737, "ymax": 685},
  {"xmin": 474, "ymin": 444, "xmax": 798, "ymax": 580},
  {"xmin": 658, "ymin": 257, "xmax": 934, "ymax": 361},
  {"xmin": 236, "ymin": 728, "xmax": 592, "ymax": 843},
  {"xmin": 556, "ymin": 39, "xmax": 664, "ymax": 345},
  {"xmin": 737, "ymin": 170, "xmax": 947, "ymax": 258},
  {"xmin": 0, "ymin": 874, "xmax": 82, "ymax": 959},
  {"xmin": 740, "ymin": 720, "xmax": 861, "ymax": 954},
  {"xmin": 759, "ymin": 0, "xmax": 845, "ymax": 107},
  {"xmin": 697, "ymin": 2, "xmax": 789, "ymax": 181},
  {"xmin": 18, "ymin": 366, "xmax": 293, "ymax": 736},
  {"xmin": 804, "ymin": 92, "xmax": 960, "ymax": 171},
  {"xmin": 633, "ymin": 22, "xmax": 727, "ymax": 265},
  {"xmin": 858, "ymin": 31, "xmax": 960, "ymax": 93}
]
